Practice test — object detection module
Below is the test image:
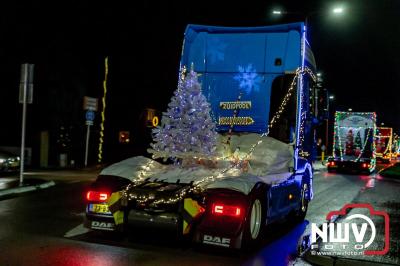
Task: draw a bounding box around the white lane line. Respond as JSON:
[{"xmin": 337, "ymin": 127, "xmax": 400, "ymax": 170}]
[
  {"xmin": 71, "ymin": 212, "xmax": 86, "ymax": 217},
  {"xmin": 38, "ymin": 181, "xmax": 56, "ymax": 189},
  {"xmin": 68, "ymin": 180, "xmax": 88, "ymax": 184},
  {"xmin": 64, "ymin": 223, "xmax": 90, "ymax": 238}
]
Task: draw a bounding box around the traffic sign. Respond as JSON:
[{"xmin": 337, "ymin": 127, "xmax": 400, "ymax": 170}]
[
  {"xmin": 86, "ymin": 110, "xmax": 95, "ymax": 121},
  {"xmin": 83, "ymin": 96, "xmax": 98, "ymax": 111},
  {"xmin": 19, "ymin": 63, "xmax": 34, "ymax": 104},
  {"xmin": 152, "ymin": 116, "xmax": 159, "ymax": 127}
]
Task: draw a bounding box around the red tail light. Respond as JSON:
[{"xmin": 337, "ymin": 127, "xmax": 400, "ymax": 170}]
[
  {"xmin": 212, "ymin": 203, "xmax": 242, "ymax": 217},
  {"xmin": 329, "ymin": 161, "xmax": 335, "ymax": 166},
  {"xmin": 362, "ymin": 163, "xmax": 369, "ymax": 168},
  {"xmin": 86, "ymin": 191, "xmax": 109, "ymax": 202}
]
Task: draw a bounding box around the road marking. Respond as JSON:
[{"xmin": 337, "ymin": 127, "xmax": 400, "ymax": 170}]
[
  {"xmin": 68, "ymin": 180, "xmax": 89, "ymax": 184},
  {"xmin": 71, "ymin": 212, "xmax": 86, "ymax": 217},
  {"xmin": 64, "ymin": 223, "xmax": 90, "ymax": 238}
]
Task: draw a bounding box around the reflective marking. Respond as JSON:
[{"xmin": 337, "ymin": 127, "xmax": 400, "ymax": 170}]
[{"xmin": 64, "ymin": 223, "xmax": 90, "ymax": 238}]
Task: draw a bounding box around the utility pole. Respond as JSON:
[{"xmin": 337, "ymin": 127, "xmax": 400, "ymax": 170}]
[
  {"xmin": 19, "ymin": 63, "xmax": 34, "ymax": 186},
  {"xmin": 326, "ymin": 90, "xmax": 330, "ymax": 153}
]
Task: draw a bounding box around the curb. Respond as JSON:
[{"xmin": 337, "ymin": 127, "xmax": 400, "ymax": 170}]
[{"xmin": 0, "ymin": 180, "xmax": 56, "ymax": 198}]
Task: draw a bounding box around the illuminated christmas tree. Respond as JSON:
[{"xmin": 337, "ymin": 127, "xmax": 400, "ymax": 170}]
[
  {"xmin": 149, "ymin": 68, "xmax": 217, "ymax": 162},
  {"xmin": 345, "ymin": 129, "xmax": 354, "ymax": 155},
  {"xmin": 354, "ymin": 131, "xmax": 362, "ymax": 156}
]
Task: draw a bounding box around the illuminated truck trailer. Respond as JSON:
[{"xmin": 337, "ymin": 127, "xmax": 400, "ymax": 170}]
[
  {"xmin": 327, "ymin": 111, "xmax": 376, "ymax": 174},
  {"xmin": 375, "ymin": 127, "xmax": 393, "ymax": 164}
]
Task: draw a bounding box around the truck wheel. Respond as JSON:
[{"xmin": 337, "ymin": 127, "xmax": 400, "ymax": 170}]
[
  {"xmin": 242, "ymin": 197, "xmax": 265, "ymax": 248},
  {"xmin": 295, "ymin": 183, "xmax": 309, "ymax": 222}
]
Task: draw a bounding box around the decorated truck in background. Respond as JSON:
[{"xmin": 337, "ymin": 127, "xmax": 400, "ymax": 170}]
[
  {"xmin": 392, "ymin": 134, "xmax": 400, "ymax": 158},
  {"xmin": 375, "ymin": 127, "xmax": 393, "ymax": 164},
  {"xmin": 327, "ymin": 111, "xmax": 376, "ymax": 173},
  {"xmin": 85, "ymin": 22, "xmax": 318, "ymax": 249}
]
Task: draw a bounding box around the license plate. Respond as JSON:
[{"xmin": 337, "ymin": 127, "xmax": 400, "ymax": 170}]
[{"xmin": 89, "ymin": 203, "xmax": 111, "ymax": 214}]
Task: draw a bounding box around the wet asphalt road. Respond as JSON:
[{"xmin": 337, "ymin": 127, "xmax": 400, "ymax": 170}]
[{"xmin": 0, "ymin": 167, "xmax": 398, "ymax": 266}]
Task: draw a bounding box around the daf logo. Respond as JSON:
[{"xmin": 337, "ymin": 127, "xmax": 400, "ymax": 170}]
[
  {"xmin": 203, "ymin": 234, "xmax": 231, "ymax": 247},
  {"xmin": 91, "ymin": 221, "xmax": 114, "ymax": 230}
]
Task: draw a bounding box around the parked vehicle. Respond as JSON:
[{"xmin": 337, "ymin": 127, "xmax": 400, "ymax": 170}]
[{"xmin": 0, "ymin": 150, "xmax": 20, "ymax": 173}]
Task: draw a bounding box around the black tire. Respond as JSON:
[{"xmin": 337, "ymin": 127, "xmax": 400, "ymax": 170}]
[
  {"xmin": 242, "ymin": 195, "xmax": 266, "ymax": 248},
  {"xmin": 294, "ymin": 182, "xmax": 309, "ymax": 222}
]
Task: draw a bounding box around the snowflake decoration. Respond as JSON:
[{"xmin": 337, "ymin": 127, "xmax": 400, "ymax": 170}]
[
  {"xmin": 207, "ymin": 38, "xmax": 227, "ymax": 64},
  {"xmin": 233, "ymin": 64, "xmax": 262, "ymax": 94}
]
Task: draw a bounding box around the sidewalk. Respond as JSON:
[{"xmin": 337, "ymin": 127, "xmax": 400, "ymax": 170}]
[
  {"xmin": 0, "ymin": 175, "xmax": 55, "ymax": 199},
  {"xmin": 0, "ymin": 167, "xmax": 101, "ymax": 199},
  {"xmin": 313, "ymin": 160, "xmax": 327, "ymax": 172}
]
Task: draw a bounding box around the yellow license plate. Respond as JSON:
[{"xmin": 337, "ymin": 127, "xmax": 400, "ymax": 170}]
[{"xmin": 90, "ymin": 204, "xmax": 110, "ymax": 214}]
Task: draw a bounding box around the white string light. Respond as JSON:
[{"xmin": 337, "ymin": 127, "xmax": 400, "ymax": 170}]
[
  {"xmin": 98, "ymin": 57, "xmax": 108, "ymax": 163},
  {"xmin": 121, "ymin": 66, "xmax": 316, "ymax": 207}
]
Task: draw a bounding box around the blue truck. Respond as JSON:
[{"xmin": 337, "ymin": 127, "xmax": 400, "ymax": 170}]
[{"xmin": 85, "ymin": 22, "xmax": 318, "ymax": 249}]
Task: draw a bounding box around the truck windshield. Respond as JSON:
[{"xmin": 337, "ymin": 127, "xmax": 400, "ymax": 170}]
[{"xmin": 268, "ymin": 74, "xmax": 297, "ymax": 144}]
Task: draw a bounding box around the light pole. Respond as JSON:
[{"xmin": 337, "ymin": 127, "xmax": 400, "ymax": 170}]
[{"xmin": 326, "ymin": 93, "xmax": 335, "ymax": 155}]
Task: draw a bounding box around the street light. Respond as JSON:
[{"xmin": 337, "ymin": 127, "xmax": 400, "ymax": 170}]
[
  {"xmin": 333, "ymin": 7, "xmax": 344, "ymax": 14},
  {"xmin": 271, "ymin": 6, "xmax": 346, "ymax": 28}
]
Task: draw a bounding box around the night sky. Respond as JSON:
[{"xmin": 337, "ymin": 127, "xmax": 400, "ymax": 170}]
[{"xmin": 0, "ymin": 0, "xmax": 399, "ymax": 165}]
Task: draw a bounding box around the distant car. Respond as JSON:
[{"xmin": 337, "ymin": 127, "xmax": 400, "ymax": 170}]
[{"xmin": 0, "ymin": 150, "xmax": 20, "ymax": 173}]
